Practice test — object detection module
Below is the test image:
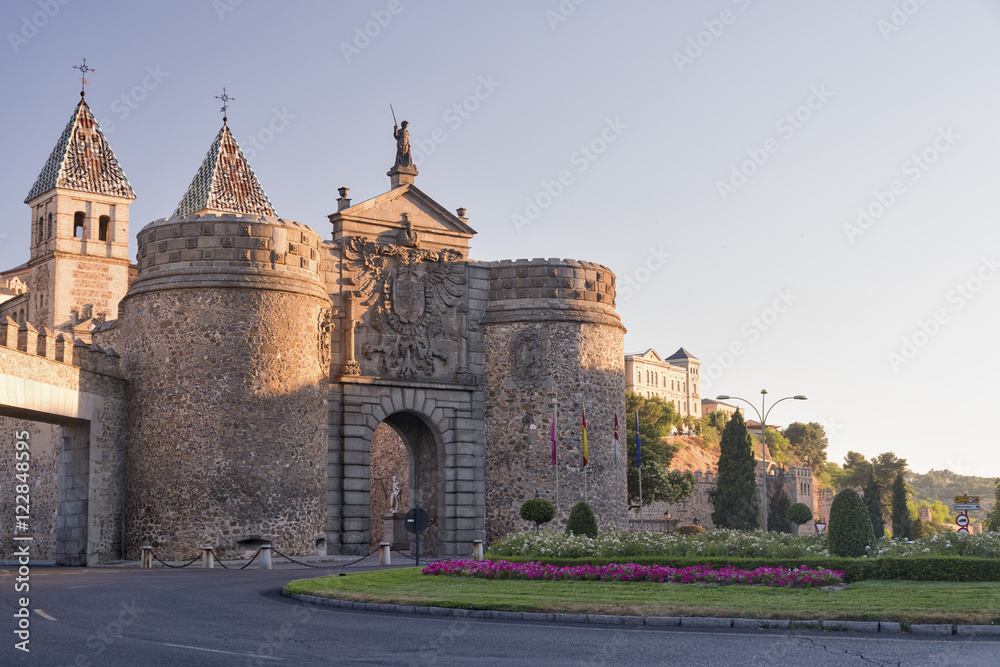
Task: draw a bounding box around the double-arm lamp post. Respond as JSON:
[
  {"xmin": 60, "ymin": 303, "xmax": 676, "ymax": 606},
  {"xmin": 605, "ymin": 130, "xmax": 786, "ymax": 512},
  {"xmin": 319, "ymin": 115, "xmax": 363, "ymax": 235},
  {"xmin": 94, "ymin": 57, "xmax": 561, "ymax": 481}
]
[{"xmin": 715, "ymin": 390, "xmax": 807, "ymax": 532}]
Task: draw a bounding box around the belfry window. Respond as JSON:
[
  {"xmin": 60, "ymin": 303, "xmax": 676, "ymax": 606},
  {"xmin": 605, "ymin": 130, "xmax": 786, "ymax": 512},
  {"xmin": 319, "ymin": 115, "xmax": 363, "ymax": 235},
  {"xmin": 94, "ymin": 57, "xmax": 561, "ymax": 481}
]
[
  {"xmin": 47, "ymin": 213, "xmax": 53, "ymax": 239},
  {"xmin": 99, "ymin": 215, "xmax": 110, "ymax": 241},
  {"xmin": 74, "ymin": 211, "xmax": 85, "ymax": 238}
]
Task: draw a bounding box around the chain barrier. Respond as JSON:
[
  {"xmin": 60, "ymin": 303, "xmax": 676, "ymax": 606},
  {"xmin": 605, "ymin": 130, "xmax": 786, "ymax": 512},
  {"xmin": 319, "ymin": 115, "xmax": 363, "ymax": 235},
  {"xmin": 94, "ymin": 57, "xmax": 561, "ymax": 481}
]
[
  {"xmin": 152, "ymin": 554, "xmax": 201, "ymax": 569},
  {"xmin": 210, "ymin": 547, "xmax": 264, "ymax": 570},
  {"xmin": 270, "ymin": 547, "xmax": 380, "ymax": 569}
]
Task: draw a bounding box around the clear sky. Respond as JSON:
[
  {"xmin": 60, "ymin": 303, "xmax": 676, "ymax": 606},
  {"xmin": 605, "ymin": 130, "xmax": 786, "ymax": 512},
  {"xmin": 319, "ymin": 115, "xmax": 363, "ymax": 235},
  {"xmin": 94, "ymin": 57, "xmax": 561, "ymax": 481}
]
[{"xmin": 2, "ymin": 0, "xmax": 998, "ymax": 477}]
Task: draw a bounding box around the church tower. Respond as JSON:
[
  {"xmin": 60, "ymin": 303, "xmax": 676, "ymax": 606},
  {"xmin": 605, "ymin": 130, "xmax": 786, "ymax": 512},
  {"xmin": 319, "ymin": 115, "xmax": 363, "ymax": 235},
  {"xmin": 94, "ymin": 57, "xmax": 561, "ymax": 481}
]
[{"xmin": 23, "ymin": 87, "xmax": 136, "ymax": 335}]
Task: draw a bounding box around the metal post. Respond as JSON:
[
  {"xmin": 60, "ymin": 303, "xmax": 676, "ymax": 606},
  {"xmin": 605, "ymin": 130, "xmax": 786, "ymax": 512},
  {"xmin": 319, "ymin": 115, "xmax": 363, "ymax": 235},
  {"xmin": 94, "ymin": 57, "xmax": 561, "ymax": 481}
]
[
  {"xmin": 473, "ymin": 539, "xmax": 484, "ymax": 561},
  {"xmin": 415, "ymin": 519, "xmax": 421, "ymax": 567},
  {"xmin": 202, "ymin": 546, "xmax": 214, "ymax": 569},
  {"xmin": 261, "ymin": 544, "xmax": 272, "ymax": 570},
  {"xmin": 141, "ymin": 546, "xmax": 152, "ymax": 569},
  {"xmin": 379, "ymin": 542, "xmax": 391, "ymax": 566},
  {"xmin": 761, "ymin": 390, "xmax": 768, "ymax": 534}
]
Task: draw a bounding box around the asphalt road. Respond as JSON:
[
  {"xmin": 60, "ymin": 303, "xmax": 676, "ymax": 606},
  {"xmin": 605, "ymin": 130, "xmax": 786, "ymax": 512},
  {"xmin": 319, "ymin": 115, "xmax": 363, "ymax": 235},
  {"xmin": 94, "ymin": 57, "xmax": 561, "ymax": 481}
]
[{"xmin": 2, "ymin": 561, "xmax": 999, "ymax": 666}]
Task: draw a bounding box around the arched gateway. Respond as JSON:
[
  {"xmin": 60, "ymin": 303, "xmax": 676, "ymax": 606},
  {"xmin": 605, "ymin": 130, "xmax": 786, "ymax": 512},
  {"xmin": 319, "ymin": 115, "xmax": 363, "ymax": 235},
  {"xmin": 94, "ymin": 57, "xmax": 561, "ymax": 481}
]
[{"xmin": 1, "ymin": 94, "xmax": 628, "ymax": 562}]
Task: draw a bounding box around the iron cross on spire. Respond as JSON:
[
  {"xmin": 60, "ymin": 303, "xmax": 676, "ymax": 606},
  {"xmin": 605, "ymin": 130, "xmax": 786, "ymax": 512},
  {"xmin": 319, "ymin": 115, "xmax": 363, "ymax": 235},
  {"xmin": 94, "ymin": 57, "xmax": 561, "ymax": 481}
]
[
  {"xmin": 73, "ymin": 58, "xmax": 94, "ymax": 97},
  {"xmin": 215, "ymin": 87, "xmax": 235, "ymax": 123}
]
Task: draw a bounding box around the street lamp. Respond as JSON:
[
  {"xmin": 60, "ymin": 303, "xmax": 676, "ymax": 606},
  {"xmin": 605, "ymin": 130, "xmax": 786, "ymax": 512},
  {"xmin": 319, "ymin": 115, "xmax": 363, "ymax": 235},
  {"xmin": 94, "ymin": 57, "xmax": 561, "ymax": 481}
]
[{"xmin": 715, "ymin": 390, "xmax": 808, "ymax": 532}]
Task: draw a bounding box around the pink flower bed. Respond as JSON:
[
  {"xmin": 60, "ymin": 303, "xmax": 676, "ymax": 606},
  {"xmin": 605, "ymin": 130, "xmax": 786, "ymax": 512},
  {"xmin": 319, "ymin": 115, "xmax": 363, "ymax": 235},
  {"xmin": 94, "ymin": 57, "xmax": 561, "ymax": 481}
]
[{"xmin": 422, "ymin": 560, "xmax": 845, "ymax": 588}]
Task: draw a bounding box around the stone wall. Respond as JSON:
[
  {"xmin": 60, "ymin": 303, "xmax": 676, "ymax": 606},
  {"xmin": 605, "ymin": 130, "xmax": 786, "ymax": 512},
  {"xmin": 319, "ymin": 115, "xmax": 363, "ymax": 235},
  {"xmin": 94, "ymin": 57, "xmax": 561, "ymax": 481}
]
[
  {"xmin": 482, "ymin": 259, "xmax": 627, "ymax": 541},
  {"xmin": 0, "ymin": 339, "xmax": 127, "ymax": 565},
  {"xmin": 0, "ymin": 418, "xmax": 58, "ymax": 560}
]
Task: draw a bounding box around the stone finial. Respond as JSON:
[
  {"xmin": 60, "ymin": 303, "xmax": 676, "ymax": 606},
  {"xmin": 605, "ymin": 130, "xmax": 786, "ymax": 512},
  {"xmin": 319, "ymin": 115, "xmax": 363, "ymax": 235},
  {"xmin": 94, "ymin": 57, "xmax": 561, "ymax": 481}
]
[
  {"xmin": 337, "ymin": 187, "xmax": 351, "ymax": 211},
  {"xmin": 456, "ymin": 207, "xmax": 467, "ymax": 221}
]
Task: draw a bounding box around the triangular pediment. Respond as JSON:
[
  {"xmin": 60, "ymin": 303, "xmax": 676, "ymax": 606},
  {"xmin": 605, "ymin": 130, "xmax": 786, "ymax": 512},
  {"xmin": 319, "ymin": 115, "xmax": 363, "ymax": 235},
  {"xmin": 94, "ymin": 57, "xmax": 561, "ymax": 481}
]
[{"xmin": 334, "ymin": 184, "xmax": 476, "ymax": 237}]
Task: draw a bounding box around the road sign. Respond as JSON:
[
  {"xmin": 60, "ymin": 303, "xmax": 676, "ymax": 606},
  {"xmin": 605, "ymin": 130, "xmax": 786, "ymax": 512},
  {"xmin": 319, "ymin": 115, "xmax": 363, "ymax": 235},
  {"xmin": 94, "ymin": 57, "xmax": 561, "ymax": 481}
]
[
  {"xmin": 405, "ymin": 507, "xmax": 429, "ymax": 534},
  {"xmin": 955, "ymin": 496, "xmax": 980, "ymax": 504},
  {"xmin": 957, "ymin": 526, "xmax": 970, "ymax": 534},
  {"xmin": 956, "ymin": 514, "xmax": 969, "ymax": 527},
  {"xmin": 954, "ymin": 503, "xmax": 981, "ymax": 511}
]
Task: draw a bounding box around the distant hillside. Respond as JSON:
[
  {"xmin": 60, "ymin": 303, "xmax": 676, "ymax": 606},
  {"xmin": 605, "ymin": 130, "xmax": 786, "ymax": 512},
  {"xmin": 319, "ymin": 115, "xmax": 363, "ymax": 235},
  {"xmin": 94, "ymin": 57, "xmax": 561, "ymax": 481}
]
[
  {"xmin": 668, "ymin": 435, "xmax": 720, "ymax": 473},
  {"xmin": 910, "ymin": 469, "xmax": 996, "ymax": 518}
]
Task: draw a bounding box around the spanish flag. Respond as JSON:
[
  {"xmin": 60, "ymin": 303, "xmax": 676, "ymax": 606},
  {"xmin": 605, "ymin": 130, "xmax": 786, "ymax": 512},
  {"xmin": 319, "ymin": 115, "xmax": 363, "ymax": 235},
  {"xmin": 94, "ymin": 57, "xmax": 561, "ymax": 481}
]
[{"xmin": 581, "ymin": 407, "xmax": 589, "ymax": 467}]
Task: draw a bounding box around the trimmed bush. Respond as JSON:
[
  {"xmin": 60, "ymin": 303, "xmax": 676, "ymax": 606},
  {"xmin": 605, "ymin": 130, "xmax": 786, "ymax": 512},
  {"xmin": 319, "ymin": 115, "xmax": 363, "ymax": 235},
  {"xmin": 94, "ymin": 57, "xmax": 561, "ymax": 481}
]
[
  {"xmin": 674, "ymin": 524, "xmax": 705, "ymax": 535},
  {"xmin": 519, "ymin": 498, "xmax": 556, "ymax": 533},
  {"xmin": 786, "ymin": 503, "xmax": 813, "ymax": 526},
  {"xmin": 566, "ymin": 501, "xmax": 598, "ymax": 538},
  {"xmin": 828, "ymin": 488, "xmax": 876, "ymax": 557}
]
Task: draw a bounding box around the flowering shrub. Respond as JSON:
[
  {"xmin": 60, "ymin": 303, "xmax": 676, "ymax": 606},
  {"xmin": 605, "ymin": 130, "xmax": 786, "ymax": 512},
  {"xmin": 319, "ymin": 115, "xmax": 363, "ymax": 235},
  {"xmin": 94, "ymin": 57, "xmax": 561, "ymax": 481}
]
[
  {"xmin": 423, "ymin": 560, "xmax": 845, "ymax": 588},
  {"xmin": 487, "ymin": 528, "xmax": 1000, "ymax": 560}
]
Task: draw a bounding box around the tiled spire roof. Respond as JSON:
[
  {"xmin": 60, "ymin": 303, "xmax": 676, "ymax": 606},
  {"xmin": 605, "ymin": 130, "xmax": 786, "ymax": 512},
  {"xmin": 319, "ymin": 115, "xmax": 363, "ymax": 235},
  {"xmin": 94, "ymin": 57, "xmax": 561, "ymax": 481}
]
[
  {"xmin": 173, "ymin": 122, "xmax": 276, "ymax": 218},
  {"xmin": 24, "ymin": 98, "xmax": 136, "ymax": 203}
]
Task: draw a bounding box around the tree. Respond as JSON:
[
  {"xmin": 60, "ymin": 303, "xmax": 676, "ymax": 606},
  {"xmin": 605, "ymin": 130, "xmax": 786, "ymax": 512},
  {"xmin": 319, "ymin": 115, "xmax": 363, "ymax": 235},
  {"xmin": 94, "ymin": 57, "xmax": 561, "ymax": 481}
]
[
  {"xmin": 566, "ymin": 501, "xmax": 598, "ymax": 537},
  {"xmin": 763, "ymin": 427, "xmax": 792, "ymax": 465},
  {"xmin": 863, "ymin": 474, "xmax": 886, "ymax": 540},
  {"xmin": 711, "ymin": 410, "xmax": 759, "ymax": 530},
  {"xmin": 840, "ymin": 451, "xmax": 871, "ymax": 489},
  {"xmin": 625, "ymin": 392, "xmax": 693, "ymax": 509},
  {"xmin": 891, "ymin": 472, "xmax": 912, "ymax": 540},
  {"xmin": 985, "ymin": 478, "xmax": 1000, "ymax": 533},
  {"xmin": 828, "ymin": 488, "xmax": 876, "ymax": 557},
  {"xmin": 871, "ymin": 452, "xmax": 908, "ymax": 509},
  {"xmin": 769, "ymin": 492, "xmax": 792, "ymax": 533},
  {"xmin": 786, "ymin": 502, "xmax": 813, "ymax": 526},
  {"xmin": 519, "ymin": 498, "xmax": 555, "ymax": 533},
  {"xmin": 782, "ymin": 422, "xmax": 829, "ymax": 474}
]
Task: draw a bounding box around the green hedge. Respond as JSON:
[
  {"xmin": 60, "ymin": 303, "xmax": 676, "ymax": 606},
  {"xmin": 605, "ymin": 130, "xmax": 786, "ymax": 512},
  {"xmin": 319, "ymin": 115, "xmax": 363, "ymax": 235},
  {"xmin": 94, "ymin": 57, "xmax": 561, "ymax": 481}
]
[{"xmin": 481, "ymin": 554, "xmax": 1000, "ymax": 583}]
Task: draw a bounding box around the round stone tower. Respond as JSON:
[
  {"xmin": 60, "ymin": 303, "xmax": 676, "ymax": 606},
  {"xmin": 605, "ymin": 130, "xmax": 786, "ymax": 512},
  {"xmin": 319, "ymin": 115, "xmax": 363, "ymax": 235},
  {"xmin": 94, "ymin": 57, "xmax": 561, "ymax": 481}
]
[
  {"xmin": 120, "ymin": 213, "xmax": 331, "ymax": 559},
  {"xmin": 482, "ymin": 258, "xmax": 627, "ymax": 541}
]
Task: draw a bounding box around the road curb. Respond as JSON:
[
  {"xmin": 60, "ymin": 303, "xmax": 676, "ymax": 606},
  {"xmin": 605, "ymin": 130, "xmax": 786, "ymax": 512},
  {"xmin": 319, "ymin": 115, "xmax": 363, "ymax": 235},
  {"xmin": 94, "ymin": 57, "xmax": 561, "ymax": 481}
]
[{"xmin": 283, "ymin": 591, "xmax": 997, "ymax": 635}]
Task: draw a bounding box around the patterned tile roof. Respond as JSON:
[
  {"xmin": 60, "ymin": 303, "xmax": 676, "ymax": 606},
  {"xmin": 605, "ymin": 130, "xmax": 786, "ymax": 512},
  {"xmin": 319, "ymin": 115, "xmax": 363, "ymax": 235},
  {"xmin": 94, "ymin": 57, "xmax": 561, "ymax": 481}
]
[
  {"xmin": 173, "ymin": 122, "xmax": 276, "ymax": 218},
  {"xmin": 24, "ymin": 98, "xmax": 136, "ymax": 203}
]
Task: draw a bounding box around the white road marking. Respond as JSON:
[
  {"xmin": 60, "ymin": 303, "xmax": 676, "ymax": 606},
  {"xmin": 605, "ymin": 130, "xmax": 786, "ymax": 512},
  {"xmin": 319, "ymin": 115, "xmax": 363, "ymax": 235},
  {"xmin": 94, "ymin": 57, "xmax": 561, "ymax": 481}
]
[
  {"xmin": 155, "ymin": 642, "xmax": 283, "ymax": 661},
  {"xmin": 34, "ymin": 609, "xmax": 57, "ymax": 621},
  {"xmin": 66, "ymin": 584, "xmax": 102, "ymax": 589}
]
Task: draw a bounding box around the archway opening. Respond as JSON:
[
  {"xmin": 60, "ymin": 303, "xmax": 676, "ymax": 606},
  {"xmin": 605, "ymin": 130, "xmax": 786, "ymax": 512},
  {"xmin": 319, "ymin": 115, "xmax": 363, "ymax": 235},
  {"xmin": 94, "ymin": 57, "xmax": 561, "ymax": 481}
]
[{"xmin": 369, "ymin": 411, "xmax": 443, "ymax": 556}]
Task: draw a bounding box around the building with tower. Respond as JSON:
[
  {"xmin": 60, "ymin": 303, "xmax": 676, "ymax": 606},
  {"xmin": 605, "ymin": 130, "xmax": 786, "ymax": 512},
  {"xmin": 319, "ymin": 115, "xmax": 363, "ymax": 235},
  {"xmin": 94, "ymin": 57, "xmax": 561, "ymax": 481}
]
[
  {"xmin": 624, "ymin": 347, "xmax": 701, "ymax": 418},
  {"xmin": 0, "ymin": 80, "xmax": 628, "ymax": 564}
]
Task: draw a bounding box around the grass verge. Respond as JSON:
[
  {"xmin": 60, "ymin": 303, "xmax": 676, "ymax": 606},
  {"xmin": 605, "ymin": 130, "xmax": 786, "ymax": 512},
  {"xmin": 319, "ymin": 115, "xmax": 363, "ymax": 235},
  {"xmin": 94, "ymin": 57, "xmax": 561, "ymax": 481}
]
[{"xmin": 283, "ymin": 568, "xmax": 1000, "ymax": 626}]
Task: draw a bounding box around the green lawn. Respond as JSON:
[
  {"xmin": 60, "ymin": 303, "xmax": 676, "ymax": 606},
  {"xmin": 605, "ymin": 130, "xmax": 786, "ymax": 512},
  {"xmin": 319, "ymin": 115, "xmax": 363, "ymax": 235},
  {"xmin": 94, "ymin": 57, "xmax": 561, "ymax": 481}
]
[{"xmin": 284, "ymin": 568, "xmax": 1000, "ymax": 626}]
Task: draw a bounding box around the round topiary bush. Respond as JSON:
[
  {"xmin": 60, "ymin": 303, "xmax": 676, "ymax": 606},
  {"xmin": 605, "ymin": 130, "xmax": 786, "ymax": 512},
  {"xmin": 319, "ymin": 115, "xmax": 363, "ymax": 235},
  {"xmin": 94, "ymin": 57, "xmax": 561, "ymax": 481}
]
[
  {"xmin": 519, "ymin": 498, "xmax": 556, "ymax": 533},
  {"xmin": 674, "ymin": 524, "xmax": 705, "ymax": 535},
  {"xmin": 566, "ymin": 501, "xmax": 598, "ymax": 538},
  {"xmin": 786, "ymin": 502, "xmax": 813, "ymax": 526},
  {"xmin": 827, "ymin": 488, "xmax": 876, "ymax": 557}
]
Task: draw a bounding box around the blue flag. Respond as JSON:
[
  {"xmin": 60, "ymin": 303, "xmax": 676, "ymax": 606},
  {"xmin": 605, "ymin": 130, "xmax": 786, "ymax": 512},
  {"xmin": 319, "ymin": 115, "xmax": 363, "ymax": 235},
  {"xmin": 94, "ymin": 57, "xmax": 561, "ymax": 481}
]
[{"xmin": 634, "ymin": 410, "xmax": 641, "ymax": 468}]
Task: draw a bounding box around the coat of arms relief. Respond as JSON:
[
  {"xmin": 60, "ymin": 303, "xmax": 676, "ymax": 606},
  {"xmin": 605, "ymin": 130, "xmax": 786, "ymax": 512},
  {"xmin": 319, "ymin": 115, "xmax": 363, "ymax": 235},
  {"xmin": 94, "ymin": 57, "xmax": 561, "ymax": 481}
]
[{"xmin": 342, "ymin": 236, "xmax": 466, "ymax": 380}]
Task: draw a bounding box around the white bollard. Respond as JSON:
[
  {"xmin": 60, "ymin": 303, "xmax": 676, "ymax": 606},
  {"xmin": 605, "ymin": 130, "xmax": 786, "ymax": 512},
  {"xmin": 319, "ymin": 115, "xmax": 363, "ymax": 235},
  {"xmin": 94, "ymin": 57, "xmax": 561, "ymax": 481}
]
[
  {"xmin": 379, "ymin": 542, "xmax": 391, "ymax": 566},
  {"xmin": 261, "ymin": 544, "xmax": 272, "ymax": 570},
  {"xmin": 473, "ymin": 539, "xmax": 484, "ymax": 561},
  {"xmin": 141, "ymin": 546, "xmax": 152, "ymax": 568},
  {"xmin": 202, "ymin": 546, "xmax": 214, "ymax": 569}
]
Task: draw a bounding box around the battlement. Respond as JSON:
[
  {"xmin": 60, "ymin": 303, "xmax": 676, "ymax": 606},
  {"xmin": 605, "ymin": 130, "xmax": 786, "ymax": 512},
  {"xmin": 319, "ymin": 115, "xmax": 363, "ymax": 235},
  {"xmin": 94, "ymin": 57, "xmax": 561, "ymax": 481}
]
[
  {"xmin": 0, "ymin": 317, "xmax": 123, "ymax": 378},
  {"xmin": 480, "ymin": 257, "xmax": 622, "ymax": 329},
  {"xmin": 128, "ymin": 213, "xmax": 328, "ymax": 300}
]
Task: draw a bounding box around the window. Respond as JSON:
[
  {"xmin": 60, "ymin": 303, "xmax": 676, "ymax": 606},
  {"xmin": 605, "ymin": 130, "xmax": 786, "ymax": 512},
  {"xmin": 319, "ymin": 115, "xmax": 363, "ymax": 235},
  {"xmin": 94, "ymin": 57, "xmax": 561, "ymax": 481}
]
[
  {"xmin": 99, "ymin": 215, "xmax": 110, "ymax": 241},
  {"xmin": 47, "ymin": 213, "xmax": 53, "ymax": 239},
  {"xmin": 74, "ymin": 211, "xmax": 85, "ymax": 238},
  {"xmin": 37, "ymin": 217, "xmax": 43, "ymax": 244}
]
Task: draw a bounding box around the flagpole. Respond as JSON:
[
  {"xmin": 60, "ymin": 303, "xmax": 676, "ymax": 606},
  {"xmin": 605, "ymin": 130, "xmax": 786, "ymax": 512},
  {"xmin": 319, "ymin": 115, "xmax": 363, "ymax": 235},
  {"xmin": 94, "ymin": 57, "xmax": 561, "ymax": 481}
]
[
  {"xmin": 635, "ymin": 410, "xmax": 644, "ymax": 532},
  {"xmin": 553, "ymin": 402, "xmax": 560, "ymax": 528},
  {"xmin": 582, "ymin": 405, "xmax": 588, "ymax": 505}
]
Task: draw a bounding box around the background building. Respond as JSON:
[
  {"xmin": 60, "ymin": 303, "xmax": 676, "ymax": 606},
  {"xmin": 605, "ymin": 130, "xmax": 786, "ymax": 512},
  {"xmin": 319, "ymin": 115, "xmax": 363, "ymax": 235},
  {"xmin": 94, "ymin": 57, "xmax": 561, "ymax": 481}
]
[{"xmin": 624, "ymin": 347, "xmax": 701, "ymax": 418}]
